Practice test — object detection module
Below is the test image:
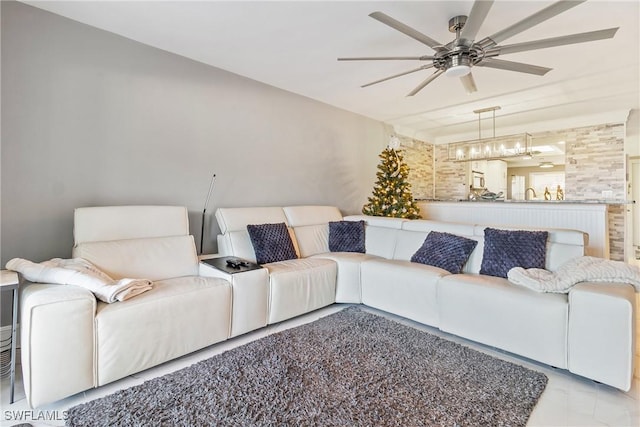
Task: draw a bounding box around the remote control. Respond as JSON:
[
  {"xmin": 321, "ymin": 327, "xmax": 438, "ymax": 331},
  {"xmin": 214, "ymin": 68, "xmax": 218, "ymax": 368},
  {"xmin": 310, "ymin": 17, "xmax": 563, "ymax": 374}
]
[{"xmin": 226, "ymin": 259, "xmax": 242, "ymax": 269}]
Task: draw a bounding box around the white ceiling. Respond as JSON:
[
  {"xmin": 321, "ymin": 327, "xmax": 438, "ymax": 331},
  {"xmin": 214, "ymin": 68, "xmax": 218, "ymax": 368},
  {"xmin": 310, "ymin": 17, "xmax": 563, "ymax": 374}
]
[{"xmin": 24, "ymin": 1, "xmax": 640, "ymax": 143}]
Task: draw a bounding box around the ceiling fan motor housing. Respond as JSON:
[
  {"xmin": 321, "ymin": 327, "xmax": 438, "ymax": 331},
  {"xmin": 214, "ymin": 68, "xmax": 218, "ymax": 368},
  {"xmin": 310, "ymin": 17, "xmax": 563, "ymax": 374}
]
[{"xmin": 431, "ymin": 15, "xmax": 485, "ymax": 76}]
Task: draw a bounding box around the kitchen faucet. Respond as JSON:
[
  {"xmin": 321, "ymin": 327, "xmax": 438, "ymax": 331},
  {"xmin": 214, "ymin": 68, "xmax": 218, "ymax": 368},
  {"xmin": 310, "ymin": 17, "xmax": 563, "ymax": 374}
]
[{"xmin": 525, "ymin": 188, "xmax": 537, "ymax": 199}]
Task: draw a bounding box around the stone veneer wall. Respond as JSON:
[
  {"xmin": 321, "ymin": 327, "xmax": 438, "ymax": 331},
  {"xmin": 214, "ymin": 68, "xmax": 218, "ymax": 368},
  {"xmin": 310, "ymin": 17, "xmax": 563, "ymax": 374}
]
[
  {"xmin": 434, "ymin": 145, "xmax": 467, "ymax": 200},
  {"xmin": 563, "ymin": 123, "xmax": 626, "ymax": 260},
  {"xmin": 427, "ymin": 122, "xmax": 627, "ymax": 259},
  {"xmin": 563, "ymin": 123, "xmax": 625, "ymax": 199},
  {"xmin": 398, "ymin": 137, "xmax": 434, "ymax": 201},
  {"xmin": 607, "ymin": 205, "xmax": 626, "ymax": 261}
]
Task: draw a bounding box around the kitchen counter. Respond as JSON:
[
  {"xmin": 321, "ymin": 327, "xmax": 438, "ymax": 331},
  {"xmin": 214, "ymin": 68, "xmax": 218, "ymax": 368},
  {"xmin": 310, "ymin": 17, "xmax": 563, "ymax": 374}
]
[
  {"xmin": 415, "ymin": 199, "xmax": 633, "ymax": 204},
  {"xmin": 415, "ymin": 200, "xmax": 622, "ymax": 258}
]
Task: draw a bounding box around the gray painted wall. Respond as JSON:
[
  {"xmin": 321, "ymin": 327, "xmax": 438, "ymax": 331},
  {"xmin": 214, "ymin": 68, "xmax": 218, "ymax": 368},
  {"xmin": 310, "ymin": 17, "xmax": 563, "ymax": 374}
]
[{"xmin": 0, "ymin": 2, "xmax": 387, "ymax": 324}]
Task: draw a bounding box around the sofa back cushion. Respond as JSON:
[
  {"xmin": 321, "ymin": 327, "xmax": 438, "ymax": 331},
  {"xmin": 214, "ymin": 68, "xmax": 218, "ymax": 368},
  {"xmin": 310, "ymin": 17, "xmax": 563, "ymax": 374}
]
[
  {"xmin": 343, "ymin": 215, "xmax": 405, "ymax": 258},
  {"xmin": 215, "ymin": 207, "xmax": 296, "ymax": 262},
  {"xmin": 72, "ymin": 205, "xmax": 198, "ymax": 280},
  {"xmin": 74, "ymin": 206, "xmax": 189, "ymax": 245},
  {"xmin": 393, "ymin": 230, "xmax": 428, "ymax": 260},
  {"xmin": 283, "ymin": 206, "xmax": 342, "ymax": 227},
  {"xmin": 544, "ymin": 230, "xmax": 588, "ymax": 270},
  {"xmin": 73, "ymin": 235, "xmax": 199, "ymax": 281},
  {"xmin": 283, "ymin": 206, "xmax": 343, "ymax": 257},
  {"xmin": 394, "ymin": 220, "xmax": 476, "ymax": 261}
]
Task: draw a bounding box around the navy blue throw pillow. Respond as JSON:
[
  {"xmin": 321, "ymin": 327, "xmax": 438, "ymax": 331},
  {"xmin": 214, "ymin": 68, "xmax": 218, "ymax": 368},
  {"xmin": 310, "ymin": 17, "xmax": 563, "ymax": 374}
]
[
  {"xmin": 480, "ymin": 227, "xmax": 548, "ymax": 278},
  {"xmin": 247, "ymin": 222, "xmax": 298, "ymax": 264},
  {"xmin": 329, "ymin": 220, "xmax": 366, "ymax": 253},
  {"xmin": 411, "ymin": 231, "xmax": 478, "ymax": 274}
]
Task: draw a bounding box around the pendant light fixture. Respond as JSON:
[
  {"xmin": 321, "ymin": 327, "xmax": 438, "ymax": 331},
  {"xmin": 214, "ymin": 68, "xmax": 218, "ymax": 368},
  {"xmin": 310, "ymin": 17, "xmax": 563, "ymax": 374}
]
[{"xmin": 448, "ymin": 106, "xmax": 532, "ymax": 162}]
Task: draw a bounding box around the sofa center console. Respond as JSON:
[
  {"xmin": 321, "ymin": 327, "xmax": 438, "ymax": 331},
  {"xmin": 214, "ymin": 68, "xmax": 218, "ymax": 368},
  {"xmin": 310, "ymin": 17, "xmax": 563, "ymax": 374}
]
[
  {"xmin": 199, "ymin": 256, "xmax": 269, "ymax": 338},
  {"xmin": 201, "ymin": 256, "xmax": 262, "ymax": 274}
]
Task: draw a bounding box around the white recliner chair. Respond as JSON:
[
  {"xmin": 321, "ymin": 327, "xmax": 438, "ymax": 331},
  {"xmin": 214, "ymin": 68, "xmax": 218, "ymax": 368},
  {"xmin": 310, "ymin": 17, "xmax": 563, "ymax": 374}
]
[{"xmin": 20, "ymin": 205, "xmax": 232, "ymax": 407}]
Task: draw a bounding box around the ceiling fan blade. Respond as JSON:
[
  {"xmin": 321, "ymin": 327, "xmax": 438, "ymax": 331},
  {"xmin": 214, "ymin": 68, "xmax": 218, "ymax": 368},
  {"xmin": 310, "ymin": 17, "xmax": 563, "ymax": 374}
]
[
  {"xmin": 494, "ymin": 27, "xmax": 619, "ymax": 55},
  {"xmin": 460, "ymin": 0, "xmax": 494, "ymax": 42},
  {"xmin": 476, "ymin": 58, "xmax": 552, "ymax": 75},
  {"xmin": 369, "ymin": 11, "xmax": 447, "ymax": 51},
  {"xmin": 362, "ymin": 65, "xmax": 435, "ymax": 88},
  {"xmin": 338, "ymin": 55, "xmax": 434, "ymax": 61},
  {"xmin": 407, "ymin": 69, "xmax": 445, "ymax": 96},
  {"xmin": 479, "ymin": 0, "xmax": 586, "ymax": 49},
  {"xmin": 460, "ymin": 73, "xmax": 478, "ymax": 94}
]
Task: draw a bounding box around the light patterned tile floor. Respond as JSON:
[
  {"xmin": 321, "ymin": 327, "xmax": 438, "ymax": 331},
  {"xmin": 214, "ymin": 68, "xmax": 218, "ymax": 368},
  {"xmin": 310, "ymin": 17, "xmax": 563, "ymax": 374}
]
[{"xmin": 1, "ymin": 304, "xmax": 639, "ymax": 427}]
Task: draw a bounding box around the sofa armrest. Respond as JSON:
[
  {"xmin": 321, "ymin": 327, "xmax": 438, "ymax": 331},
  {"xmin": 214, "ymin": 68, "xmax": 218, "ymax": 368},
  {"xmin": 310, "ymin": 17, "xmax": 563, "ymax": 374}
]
[
  {"xmin": 20, "ymin": 283, "xmax": 96, "ymax": 408},
  {"xmin": 568, "ymin": 281, "xmax": 636, "ymax": 391}
]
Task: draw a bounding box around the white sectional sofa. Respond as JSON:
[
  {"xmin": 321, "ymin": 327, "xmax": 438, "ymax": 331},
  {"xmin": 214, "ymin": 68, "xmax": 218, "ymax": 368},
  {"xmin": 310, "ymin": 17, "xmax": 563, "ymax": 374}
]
[
  {"xmin": 17, "ymin": 204, "xmax": 636, "ymax": 408},
  {"xmin": 216, "ymin": 205, "xmax": 636, "ymax": 392}
]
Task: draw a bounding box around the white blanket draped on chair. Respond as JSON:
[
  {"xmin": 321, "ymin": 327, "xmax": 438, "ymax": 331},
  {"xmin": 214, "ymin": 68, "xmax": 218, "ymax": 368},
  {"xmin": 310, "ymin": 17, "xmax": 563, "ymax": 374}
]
[
  {"xmin": 6, "ymin": 257, "xmax": 153, "ymax": 303},
  {"xmin": 508, "ymin": 256, "xmax": 640, "ymax": 293}
]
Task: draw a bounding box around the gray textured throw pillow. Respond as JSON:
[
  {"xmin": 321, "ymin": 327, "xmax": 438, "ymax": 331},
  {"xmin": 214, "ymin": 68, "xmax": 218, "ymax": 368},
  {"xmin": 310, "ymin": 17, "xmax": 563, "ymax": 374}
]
[
  {"xmin": 411, "ymin": 231, "xmax": 478, "ymax": 274},
  {"xmin": 480, "ymin": 227, "xmax": 548, "ymax": 278},
  {"xmin": 329, "ymin": 220, "xmax": 366, "ymax": 253},
  {"xmin": 247, "ymin": 222, "xmax": 298, "ymax": 264}
]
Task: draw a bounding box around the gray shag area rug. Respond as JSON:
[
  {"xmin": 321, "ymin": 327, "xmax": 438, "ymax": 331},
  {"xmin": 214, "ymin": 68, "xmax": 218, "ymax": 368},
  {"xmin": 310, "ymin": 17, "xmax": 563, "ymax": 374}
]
[{"xmin": 66, "ymin": 307, "xmax": 547, "ymax": 426}]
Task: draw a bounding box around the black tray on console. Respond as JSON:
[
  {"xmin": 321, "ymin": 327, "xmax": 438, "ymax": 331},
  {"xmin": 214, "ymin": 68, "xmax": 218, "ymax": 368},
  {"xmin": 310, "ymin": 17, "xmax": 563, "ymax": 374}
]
[{"xmin": 201, "ymin": 256, "xmax": 263, "ymax": 274}]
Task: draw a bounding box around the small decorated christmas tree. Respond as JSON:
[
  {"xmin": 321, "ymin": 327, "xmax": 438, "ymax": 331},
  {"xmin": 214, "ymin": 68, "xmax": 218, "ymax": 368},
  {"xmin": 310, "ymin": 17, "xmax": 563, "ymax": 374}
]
[{"xmin": 362, "ymin": 145, "xmax": 421, "ymax": 219}]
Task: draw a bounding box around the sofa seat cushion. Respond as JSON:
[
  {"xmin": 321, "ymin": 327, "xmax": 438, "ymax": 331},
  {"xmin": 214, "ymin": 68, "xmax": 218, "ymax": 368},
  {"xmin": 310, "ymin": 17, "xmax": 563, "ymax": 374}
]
[
  {"xmin": 438, "ymin": 274, "xmax": 568, "ymax": 368},
  {"xmin": 361, "ymin": 259, "xmax": 448, "ymax": 327},
  {"xmin": 264, "ymin": 258, "xmax": 337, "ymax": 324},
  {"xmin": 94, "ymin": 276, "xmax": 231, "ymax": 386},
  {"xmin": 312, "ymin": 252, "xmax": 382, "ymax": 303}
]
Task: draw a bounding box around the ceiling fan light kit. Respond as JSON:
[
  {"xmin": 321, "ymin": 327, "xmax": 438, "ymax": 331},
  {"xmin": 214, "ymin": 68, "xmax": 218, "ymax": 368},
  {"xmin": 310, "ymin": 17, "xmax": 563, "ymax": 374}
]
[
  {"xmin": 338, "ymin": 0, "xmax": 619, "ymax": 95},
  {"xmin": 444, "ymin": 54, "xmax": 472, "ymax": 77},
  {"xmin": 445, "ymin": 64, "xmax": 471, "ymax": 77}
]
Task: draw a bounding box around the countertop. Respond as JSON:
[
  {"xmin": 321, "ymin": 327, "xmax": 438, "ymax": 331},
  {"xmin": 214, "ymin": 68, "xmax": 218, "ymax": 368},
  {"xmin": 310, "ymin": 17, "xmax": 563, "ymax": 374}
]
[{"xmin": 415, "ymin": 199, "xmax": 634, "ymax": 205}]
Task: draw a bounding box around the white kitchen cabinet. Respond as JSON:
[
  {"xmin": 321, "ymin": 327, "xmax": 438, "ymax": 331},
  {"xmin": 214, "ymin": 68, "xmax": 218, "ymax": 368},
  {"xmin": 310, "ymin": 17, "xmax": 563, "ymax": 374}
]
[
  {"xmin": 485, "ymin": 160, "xmax": 507, "ymax": 195},
  {"xmin": 468, "ymin": 160, "xmax": 487, "ymax": 188}
]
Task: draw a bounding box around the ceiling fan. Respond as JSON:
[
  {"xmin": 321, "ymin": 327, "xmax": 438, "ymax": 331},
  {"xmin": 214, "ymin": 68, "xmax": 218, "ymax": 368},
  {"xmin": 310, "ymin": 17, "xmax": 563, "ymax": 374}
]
[{"xmin": 338, "ymin": 0, "xmax": 618, "ymax": 95}]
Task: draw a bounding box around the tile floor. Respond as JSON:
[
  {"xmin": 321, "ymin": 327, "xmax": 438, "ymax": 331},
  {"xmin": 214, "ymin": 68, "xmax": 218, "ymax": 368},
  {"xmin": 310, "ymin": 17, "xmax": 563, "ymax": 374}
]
[{"xmin": 1, "ymin": 304, "xmax": 639, "ymax": 427}]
